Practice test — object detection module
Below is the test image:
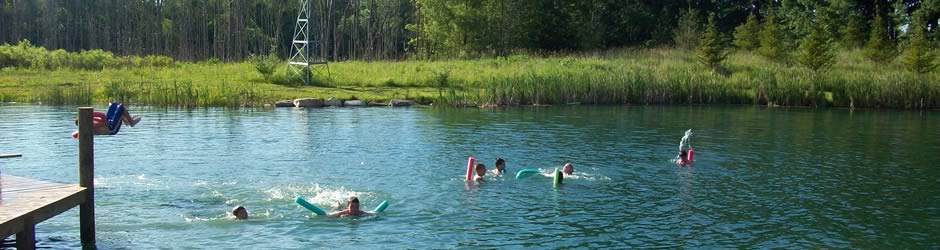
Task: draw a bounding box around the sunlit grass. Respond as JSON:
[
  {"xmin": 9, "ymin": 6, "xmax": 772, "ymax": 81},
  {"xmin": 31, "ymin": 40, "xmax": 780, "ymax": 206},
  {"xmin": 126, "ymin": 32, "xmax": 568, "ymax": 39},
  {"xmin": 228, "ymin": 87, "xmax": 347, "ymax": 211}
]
[{"xmin": 1, "ymin": 48, "xmax": 937, "ymax": 108}]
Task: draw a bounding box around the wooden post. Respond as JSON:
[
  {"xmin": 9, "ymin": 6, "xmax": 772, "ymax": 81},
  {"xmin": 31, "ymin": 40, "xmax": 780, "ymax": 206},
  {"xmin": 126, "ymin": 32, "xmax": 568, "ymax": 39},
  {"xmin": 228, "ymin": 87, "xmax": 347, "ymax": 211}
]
[
  {"xmin": 78, "ymin": 107, "xmax": 96, "ymax": 249},
  {"xmin": 15, "ymin": 216, "xmax": 35, "ymax": 250}
]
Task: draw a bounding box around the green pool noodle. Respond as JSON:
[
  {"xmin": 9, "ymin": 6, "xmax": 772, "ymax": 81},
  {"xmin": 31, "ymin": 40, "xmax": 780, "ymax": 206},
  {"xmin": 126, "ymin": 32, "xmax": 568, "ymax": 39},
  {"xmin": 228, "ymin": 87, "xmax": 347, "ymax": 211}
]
[
  {"xmin": 295, "ymin": 196, "xmax": 327, "ymax": 215},
  {"xmin": 553, "ymin": 168, "xmax": 562, "ymax": 188},
  {"xmin": 373, "ymin": 200, "xmax": 389, "ymax": 212},
  {"xmin": 514, "ymin": 168, "xmax": 540, "ymax": 180}
]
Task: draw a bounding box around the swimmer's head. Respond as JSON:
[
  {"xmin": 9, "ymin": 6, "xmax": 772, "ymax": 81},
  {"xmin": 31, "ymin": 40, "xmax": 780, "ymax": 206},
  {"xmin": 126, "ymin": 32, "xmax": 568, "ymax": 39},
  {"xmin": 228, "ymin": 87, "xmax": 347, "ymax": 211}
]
[
  {"xmin": 347, "ymin": 197, "xmax": 361, "ymax": 212},
  {"xmin": 232, "ymin": 206, "xmax": 248, "ymax": 220},
  {"xmin": 475, "ymin": 163, "xmax": 486, "ymax": 176},
  {"xmin": 562, "ymin": 163, "xmax": 574, "ymax": 175},
  {"xmin": 679, "ymin": 150, "xmax": 688, "ymax": 159},
  {"xmin": 495, "ymin": 158, "xmax": 506, "ymax": 172}
]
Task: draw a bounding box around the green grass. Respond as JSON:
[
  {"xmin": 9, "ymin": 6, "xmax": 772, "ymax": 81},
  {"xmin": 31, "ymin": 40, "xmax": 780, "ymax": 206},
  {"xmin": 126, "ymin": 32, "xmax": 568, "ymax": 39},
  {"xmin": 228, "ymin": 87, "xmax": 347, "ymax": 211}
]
[{"xmin": 1, "ymin": 48, "xmax": 937, "ymax": 108}]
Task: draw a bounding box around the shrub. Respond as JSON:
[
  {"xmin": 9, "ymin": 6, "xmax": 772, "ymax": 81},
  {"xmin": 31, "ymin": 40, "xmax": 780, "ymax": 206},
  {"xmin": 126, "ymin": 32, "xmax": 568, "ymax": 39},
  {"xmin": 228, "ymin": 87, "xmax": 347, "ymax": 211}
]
[
  {"xmin": 144, "ymin": 55, "xmax": 175, "ymax": 68},
  {"xmin": 733, "ymin": 13, "xmax": 761, "ymax": 51},
  {"xmin": 797, "ymin": 24, "xmax": 835, "ymax": 72},
  {"xmin": 271, "ymin": 68, "xmax": 304, "ymax": 86},
  {"xmin": 901, "ymin": 10, "xmax": 936, "ymax": 74},
  {"xmin": 673, "ymin": 8, "xmax": 702, "ymax": 50},
  {"xmin": 250, "ymin": 53, "xmax": 277, "ymax": 80},
  {"xmin": 697, "ymin": 13, "xmax": 728, "ymax": 70},
  {"xmin": 76, "ymin": 49, "xmax": 117, "ymax": 70},
  {"xmin": 758, "ymin": 10, "xmax": 788, "ymax": 63},
  {"xmin": 842, "ymin": 13, "xmax": 867, "ymax": 49},
  {"xmin": 864, "ymin": 10, "xmax": 897, "ymax": 63}
]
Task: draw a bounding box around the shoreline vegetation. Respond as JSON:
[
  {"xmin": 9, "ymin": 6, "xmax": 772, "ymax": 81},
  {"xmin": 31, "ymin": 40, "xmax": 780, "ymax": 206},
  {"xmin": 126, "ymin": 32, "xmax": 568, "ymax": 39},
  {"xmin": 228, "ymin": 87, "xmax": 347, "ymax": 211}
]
[{"xmin": 1, "ymin": 42, "xmax": 938, "ymax": 109}]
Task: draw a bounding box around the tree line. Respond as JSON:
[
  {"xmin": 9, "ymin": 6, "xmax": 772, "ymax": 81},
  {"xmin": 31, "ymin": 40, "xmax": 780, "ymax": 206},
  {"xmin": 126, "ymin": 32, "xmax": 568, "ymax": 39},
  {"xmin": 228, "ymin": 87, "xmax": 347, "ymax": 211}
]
[{"xmin": 0, "ymin": 0, "xmax": 938, "ymax": 63}]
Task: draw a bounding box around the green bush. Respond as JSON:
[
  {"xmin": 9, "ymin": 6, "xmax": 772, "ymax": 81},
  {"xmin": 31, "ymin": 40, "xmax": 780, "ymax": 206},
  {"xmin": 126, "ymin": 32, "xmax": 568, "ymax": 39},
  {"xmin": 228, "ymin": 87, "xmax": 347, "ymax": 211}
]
[
  {"xmin": 250, "ymin": 53, "xmax": 277, "ymax": 80},
  {"xmin": 758, "ymin": 10, "xmax": 788, "ymax": 63},
  {"xmin": 864, "ymin": 11, "xmax": 897, "ymax": 63},
  {"xmin": 144, "ymin": 55, "xmax": 175, "ymax": 68},
  {"xmin": 733, "ymin": 13, "xmax": 761, "ymax": 51},
  {"xmin": 797, "ymin": 24, "xmax": 835, "ymax": 72},
  {"xmin": 673, "ymin": 8, "xmax": 702, "ymax": 50},
  {"xmin": 0, "ymin": 40, "xmax": 175, "ymax": 70},
  {"xmin": 697, "ymin": 13, "xmax": 728, "ymax": 70},
  {"xmin": 901, "ymin": 11, "xmax": 936, "ymax": 74},
  {"xmin": 271, "ymin": 68, "xmax": 305, "ymax": 86}
]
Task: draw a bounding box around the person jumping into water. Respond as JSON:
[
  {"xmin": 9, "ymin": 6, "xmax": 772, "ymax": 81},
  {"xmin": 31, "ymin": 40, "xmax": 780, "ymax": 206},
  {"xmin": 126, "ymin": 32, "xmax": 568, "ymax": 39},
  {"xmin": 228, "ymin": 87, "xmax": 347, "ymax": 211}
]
[
  {"xmin": 72, "ymin": 102, "xmax": 141, "ymax": 138},
  {"xmin": 676, "ymin": 129, "xmax": 694, "ymax": 166}
]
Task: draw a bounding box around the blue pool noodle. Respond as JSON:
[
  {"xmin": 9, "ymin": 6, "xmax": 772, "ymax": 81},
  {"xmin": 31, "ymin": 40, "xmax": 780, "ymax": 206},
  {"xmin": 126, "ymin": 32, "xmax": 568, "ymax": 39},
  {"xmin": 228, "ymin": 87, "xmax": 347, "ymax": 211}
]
[
  {"xmin": 373, "ymin": 200, "xmax": 389, "ymax": 212},
  {"xmin": 295, "ymin": 196, "xmax": 327, "ymax": 215},
  {"xmin": 515, "ymin": 168, "xmax": 540, "ymax": 180}
]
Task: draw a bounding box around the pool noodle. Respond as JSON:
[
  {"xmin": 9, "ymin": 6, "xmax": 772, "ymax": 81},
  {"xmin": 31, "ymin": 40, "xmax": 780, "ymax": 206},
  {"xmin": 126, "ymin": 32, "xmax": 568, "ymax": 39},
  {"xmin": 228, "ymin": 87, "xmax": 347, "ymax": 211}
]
[
  {"xmin": 688, "ymin": 148, "xmax": 694, "ymax": 161},
  {"xmin": 514, "ymin": 169, "xmax": 539, "ymax": 180},
  {"xmin": 465, "ymin": 156, "xmax": 475, "ymax": 181},
  {"xmin": 553, "ymin": 168, "xmax": 561, "ymax": 188},
  {"xmin": 373, "ymin": 200, "xmax": 389, "ymax": 212},
  {"xmin": 295, "ymin": 196, "xmax": 327, "ymax": 215}
]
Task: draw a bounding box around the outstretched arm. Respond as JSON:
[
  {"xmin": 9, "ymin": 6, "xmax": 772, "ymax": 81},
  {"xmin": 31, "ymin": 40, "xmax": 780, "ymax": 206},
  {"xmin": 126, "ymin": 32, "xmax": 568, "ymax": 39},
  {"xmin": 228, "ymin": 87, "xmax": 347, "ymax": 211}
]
[{"xmin": 328, "ymin": 209, "xmax": 349, "ymax": 217}]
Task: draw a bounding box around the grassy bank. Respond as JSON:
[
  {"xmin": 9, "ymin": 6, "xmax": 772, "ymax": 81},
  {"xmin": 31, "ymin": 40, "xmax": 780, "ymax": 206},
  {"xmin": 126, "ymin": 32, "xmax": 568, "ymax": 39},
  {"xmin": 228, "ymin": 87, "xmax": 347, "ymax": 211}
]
[{"xmin": 1, "ymin": 48, "xmax": 937, "ymax": 108}]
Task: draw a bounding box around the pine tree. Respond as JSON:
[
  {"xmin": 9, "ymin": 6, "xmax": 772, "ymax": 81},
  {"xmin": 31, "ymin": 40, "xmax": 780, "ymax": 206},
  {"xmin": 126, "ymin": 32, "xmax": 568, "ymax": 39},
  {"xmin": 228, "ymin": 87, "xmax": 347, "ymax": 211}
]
[
  {"xmin": 798, "ymin": 23, "xmax": 835, "ymax": 72},
  {"xmin": 733, "ymin": 13, "xmax": 761, "ymax": 51},
  {"xmin": 758, "ymin": 9, "xmax": 786, "ymax": 62},
  {"xmin": 902, "ymin": 11, "xmax": 936, "ymax": 74},
  {"xmin": 842, "ymin": 13, "xmax": 866, "ymax": 49},
  {"xmin": 674, "ymin": 8, "xmax": 702, "ymax": 50},
  {"xmin": 697, "ymin": 13, "xmax": 728, "ymax": 70},
  {"xmin": 864, "ymin": 8, "xmax": 897, "ymax": 63}
]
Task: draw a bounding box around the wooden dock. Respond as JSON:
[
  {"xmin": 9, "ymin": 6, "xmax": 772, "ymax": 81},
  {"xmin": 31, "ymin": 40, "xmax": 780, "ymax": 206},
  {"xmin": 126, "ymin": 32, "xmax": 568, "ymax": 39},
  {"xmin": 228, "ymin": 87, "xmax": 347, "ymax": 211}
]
[
  {"xmin": 0, "ymin": 107, "xmax": 96, "ymax": 250},
  {"xmin": 0, "ymin": 176, "xmax": 87, "ymax": 248}
]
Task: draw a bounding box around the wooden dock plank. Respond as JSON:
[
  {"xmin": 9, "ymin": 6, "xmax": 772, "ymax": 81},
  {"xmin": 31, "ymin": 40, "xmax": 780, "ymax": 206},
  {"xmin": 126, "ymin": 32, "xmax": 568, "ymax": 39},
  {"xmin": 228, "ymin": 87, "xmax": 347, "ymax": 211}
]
[{"xmin": 0, "ymin": 175, "xmax": 86, "ymax": 239}]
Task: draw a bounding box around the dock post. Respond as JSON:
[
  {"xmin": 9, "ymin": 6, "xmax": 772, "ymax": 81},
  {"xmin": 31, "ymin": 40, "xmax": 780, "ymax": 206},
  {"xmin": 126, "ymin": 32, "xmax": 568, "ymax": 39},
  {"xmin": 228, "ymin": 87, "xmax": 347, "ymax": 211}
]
[
  {"xmin": 15, "ymin": 216, "xmax": 35, "ymax": 250},
  {"xmin": 78, "ymin": 107, "xmax": 96, "ymax": 249}
]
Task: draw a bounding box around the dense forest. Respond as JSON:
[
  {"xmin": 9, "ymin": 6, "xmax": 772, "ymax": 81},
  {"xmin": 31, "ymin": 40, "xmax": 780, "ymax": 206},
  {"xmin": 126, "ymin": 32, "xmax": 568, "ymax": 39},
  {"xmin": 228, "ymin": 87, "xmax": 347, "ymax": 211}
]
[{"xmin": 0, "ymin": 0, "xmax": 938, "ymax": 62}]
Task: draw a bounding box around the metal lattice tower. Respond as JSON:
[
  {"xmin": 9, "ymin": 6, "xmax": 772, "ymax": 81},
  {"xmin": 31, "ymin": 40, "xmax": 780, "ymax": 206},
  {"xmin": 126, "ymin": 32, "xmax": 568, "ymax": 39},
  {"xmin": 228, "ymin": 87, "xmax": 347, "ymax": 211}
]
[{"xmin": 288, "ymin": 0, "xmax": 328, "ymax": 85}]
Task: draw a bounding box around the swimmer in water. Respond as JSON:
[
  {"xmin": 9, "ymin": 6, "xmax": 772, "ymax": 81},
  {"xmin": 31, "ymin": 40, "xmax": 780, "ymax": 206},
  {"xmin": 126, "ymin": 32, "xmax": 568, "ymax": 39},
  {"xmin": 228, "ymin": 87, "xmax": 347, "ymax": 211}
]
[
  {"xmin": 328, "ymin": 197, "xmax": 372, "ymax": 217},
  {"xmin": 676, "ymin": 129, "xmax": 694, "ymax": 166},
  {"xmin": 562, "ymin": 163, "xmax": 574, "ymax": 176},
  {"xmin": 474, "ymin": 163, "xmax": 486, "ymax": 182},
  {"xmin": 232, "ymin": 206, "xmax": 248, "ymax": 220},
  {"xmin": 677, "ymin": 150, "xmax": 691, "ymax": 165},
  {"xmin": 492, "ymin": 158, "xmax": 506, "ymax": 175}
]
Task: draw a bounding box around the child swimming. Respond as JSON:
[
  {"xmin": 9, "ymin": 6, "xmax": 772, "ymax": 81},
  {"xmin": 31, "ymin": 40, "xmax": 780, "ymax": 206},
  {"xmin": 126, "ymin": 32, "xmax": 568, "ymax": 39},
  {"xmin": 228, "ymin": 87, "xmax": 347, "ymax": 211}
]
[
  {"xmin": 676, "ymin": 129, "xmax": 694, "ymax": 166},
  {"xmin": 328, "ymin": 197, "xmax": 372, "ymax": 217},
  {"xmin": 492, "ymin": 158, "xmax": 506, "ymax": 175},
  {"xmin": 474, "ymin": 163, "xmax": 486, "ymax": 182},
  {"xmin": 562, "ymin": 163, "xmax": 574, "ymax": 175},
  {"xmin": 231, "ymin": 206, "xmax": 249, "ymax": 220}
]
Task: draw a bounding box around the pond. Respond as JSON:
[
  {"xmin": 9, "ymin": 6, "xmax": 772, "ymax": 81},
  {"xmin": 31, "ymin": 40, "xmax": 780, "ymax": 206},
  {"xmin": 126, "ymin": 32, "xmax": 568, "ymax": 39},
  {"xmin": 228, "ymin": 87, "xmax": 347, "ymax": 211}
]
[{"xmin": 1, "ymin": 105, "xmax": 938, "ymax": 249}]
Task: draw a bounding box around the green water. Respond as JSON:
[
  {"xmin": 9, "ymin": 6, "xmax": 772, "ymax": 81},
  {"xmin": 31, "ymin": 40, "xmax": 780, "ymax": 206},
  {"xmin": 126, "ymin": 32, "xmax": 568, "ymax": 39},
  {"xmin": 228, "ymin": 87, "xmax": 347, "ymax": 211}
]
[{"xmin": 0, "ymin": 105, "xmax": 938, "ymax": 249}]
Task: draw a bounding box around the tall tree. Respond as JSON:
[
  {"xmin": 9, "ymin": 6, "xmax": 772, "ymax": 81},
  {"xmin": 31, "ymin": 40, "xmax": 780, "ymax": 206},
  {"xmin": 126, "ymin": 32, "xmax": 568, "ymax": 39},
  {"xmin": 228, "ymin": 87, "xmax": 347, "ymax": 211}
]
[
  {"xmin": 865, "ymin": 5, "xmax": 897, "ymax": 63},
  {"xmin": 697, "ymin": 12, "xmax": 728, "ymax": 71},
  {"xmin": 733, "ymin": 12, "xmax": 760, "ymax": 51},
  {"xmin": 798, "ymin": 22, "xmax": 836, "ymax": 72},
  {"xmin": 902, "ymin": 9, "xmax": 936, "ymax": 73},
  {"xmin": 673, "ymin": 7, "xmax": 701, "ymax": 50},
  {"xmin": 758, "ymin": 8, "xmax": 787, "ymax": 62},
  {"xmin": 842, "ymin": 12, "xmax": 867, "ymax": 49}
]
